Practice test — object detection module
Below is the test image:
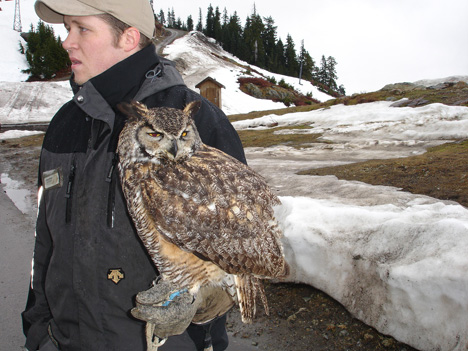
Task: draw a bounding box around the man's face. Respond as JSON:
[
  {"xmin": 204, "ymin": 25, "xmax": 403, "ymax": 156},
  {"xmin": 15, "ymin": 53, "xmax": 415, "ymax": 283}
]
[{"xmin": 63, "ymin": 15, "xmax": 128, "ymax": 85}]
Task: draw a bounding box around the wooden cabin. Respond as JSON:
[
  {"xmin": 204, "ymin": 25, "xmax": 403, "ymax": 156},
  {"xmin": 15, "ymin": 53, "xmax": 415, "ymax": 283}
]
[{"xmin": 195, "ymin": 77, "xmax": 225, "ymax": 109}]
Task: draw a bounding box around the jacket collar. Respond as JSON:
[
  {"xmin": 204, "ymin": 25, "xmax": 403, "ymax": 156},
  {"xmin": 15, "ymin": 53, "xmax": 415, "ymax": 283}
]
[
  {"xmin": 71, "ymin": 44, "xmax": 159, "ymax": 105},
  {"xmin": 70, "ymin": 44, "xmax": 186, "ymax": 131},
  {"xmin": 91, "ymin": 44, "xmax": 160, "ymax": 107},
  {"xmin": 70, "ymin": 45, "xmax": 159, "ymax": 130}
]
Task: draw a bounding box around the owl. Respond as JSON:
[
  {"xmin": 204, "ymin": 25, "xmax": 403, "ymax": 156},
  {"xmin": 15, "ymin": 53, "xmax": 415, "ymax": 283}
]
[{"xmin": 117, "ymin": 101, "xmax": 289, "ymax": 326}]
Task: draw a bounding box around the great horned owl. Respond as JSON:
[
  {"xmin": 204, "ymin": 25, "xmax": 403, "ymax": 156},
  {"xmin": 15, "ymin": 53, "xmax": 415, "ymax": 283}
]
[{"xmin": 117, "ymin": 101, "xmax": 289, "ymax": 324}]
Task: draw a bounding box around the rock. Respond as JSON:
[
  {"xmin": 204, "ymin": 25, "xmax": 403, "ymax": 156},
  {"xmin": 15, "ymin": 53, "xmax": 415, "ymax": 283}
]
[
  {"xmin": 391, "ymin": 97, "xmax": 430, "ymax": 108},
  {"xmin": 390, "ymin": 99, "xmax": 410, "ymax": 107},
  {"xmin": 240, "ymin": 81, "xmax": 301, "ymax": 104},
  {"xmin": 427, "ymin": 82, "xmax": 456, "ymax": 90},
  {"xmin": 407, "ymin": 97, "xmax": 429, "ymax": 107},
  {"xmin": 454, "ymin": 98, "xmax": 468, "ymax": 106},
  {"xmin": 339, "ymin": 330, "xmax": 349, "ymax": 337},
  {"xmin": 287, "ymin": 314, "xmax": 297, "ymax": 322},
  {"xmin": 264, "ymin": 87, "xmax": 285, "ymax": 100},
  {"xmin": 244, "ymin": 83, "xmax": 264, "ymax": 99},
  {"xmin": 380, "ymin": 82, "xmax": 426, "ymax": 92}
]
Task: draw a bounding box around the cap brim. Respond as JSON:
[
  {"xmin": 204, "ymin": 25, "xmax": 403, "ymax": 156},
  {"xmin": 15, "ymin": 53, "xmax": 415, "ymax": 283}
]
[{"xmin": 35, "ymin": 0, "xmax": 104, "ymax": 24}]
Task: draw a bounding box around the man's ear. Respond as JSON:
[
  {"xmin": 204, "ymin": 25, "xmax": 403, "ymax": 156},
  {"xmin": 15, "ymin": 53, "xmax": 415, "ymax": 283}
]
[{"xmin": 120, "ymin": 27, "xmax": 141, "ymax": 52}]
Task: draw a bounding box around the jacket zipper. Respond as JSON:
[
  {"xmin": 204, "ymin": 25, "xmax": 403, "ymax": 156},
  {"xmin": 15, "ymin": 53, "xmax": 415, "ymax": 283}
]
[
  {"xmin": 65, "ymin": 159, "xmax": 76, "ymax": 224},
  {"xmin": 106, "ymin": 153, "xmax": 119, "ymax": 228}
]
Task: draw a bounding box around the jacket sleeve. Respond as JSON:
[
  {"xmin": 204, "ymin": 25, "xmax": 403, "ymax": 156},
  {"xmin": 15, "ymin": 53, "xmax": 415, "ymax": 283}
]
[
  {"xmin": 22, "ymin": 185, "xmax": 54, "ymax": 351},
  {"xmin": 195, "ymin": 98, "xmax": 247, "ymax": 165}
]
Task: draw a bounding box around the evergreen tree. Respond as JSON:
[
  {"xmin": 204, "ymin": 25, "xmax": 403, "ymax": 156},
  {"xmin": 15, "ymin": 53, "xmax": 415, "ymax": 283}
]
[
  {"xmin": 22, "ymin": 21, "xmax": 70, "ymax": 80},
  {"xmin": 338, "ymin": 84, "xmax": 346, "ymax": 96},
  {"xmin": 243, "ymin": 11, "xmax": 265, "ymax": 67},
  {"xmin": 298, "ymin": 40, "xmax": 316, "ymax": 81},
  {"xmin": 223, "ymin": 12, "xmax": 245, "ymax": 58},
  {"xmin": 301, "ymin": 50, "xmax": 316, "ymax": 81},
  {"xmin": 221, "ymin": 8, "xmax": 229, "ymax": 45},
  {"xmin": 222, "ymin": 8, "xmax": 229, "ymax": 27},
  {"xmin": 284, "ymin": 34, "xmax": 299, "ymax": 76},
  {"xmin": 213, "ymin": 6, "xmax": 223, "ymax": 42},
  {"xmin": 171, "ymin": 8, "xmax": 176, "ymax": 27},
  {"xmin": 167, "ymin": 8, "xmax": 173, "ymax": 27},
  {"xmin": 315, "ymin": 55, "xmax": 341, "ymax": 94},
  {"xmin": 317, "ymin": 55, "xmax": 328, "ymax": 84},
  {"xmin": 274, "ymin": 38, "xmax": 286, "ymax": 74},
  {"xmin": 262, "ymin": 16, "xmax": 277, "ymax": 71},
  {"xmin": 174, "ymin": 17, "xmax": 182, "ymax": 30},
  {"xmin": 196, "ymin": 8, "xmax": 203, "ymax": 32},
  {"xmin": 205, "ymin": 4, "xmax": 215, "ymax": 37},
  {"xmin": 187, "ymin": 15, "xmax": 194, "ymax": 31},
  {"xmin": 325, "ymin": 56, "xmax": 338, "ymax": 92},
  {"xmin": 158, "ymin": 9, "xmax": 166, "ymax": 26}
]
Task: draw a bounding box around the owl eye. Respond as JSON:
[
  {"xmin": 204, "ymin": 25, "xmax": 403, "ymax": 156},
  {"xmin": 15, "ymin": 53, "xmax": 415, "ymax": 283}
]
[
  {"xmin": 148, "ymin": 132, "xmax": 163, "ymax": 138},
  {"xmin": 181, "ymin": 131, "xmax": 189, "ymax": 138}
]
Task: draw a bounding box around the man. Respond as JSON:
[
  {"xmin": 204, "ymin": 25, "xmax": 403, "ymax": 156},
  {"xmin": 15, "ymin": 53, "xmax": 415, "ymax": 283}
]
[{"xmin": 22, "ymin": 0, "xmax": 246, "ymax": 350}]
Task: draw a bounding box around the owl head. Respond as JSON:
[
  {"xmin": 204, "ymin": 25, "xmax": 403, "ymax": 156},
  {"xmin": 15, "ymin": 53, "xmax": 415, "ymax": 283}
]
[{"xmin": 117, "ymin": 101, "xmax": 202, "ymax": 165}]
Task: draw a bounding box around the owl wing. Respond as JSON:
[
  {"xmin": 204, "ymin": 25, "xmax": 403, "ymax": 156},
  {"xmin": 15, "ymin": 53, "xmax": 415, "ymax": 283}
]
[{"xmin": 138, "ymin": 144, "xmax": 287, "ymax": 279}]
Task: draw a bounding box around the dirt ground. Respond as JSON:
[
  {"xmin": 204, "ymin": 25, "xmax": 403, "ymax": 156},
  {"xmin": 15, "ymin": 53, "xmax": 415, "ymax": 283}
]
[{"xmin": 226, "ymin": 282, "xmax": 417, "ymax": 351}]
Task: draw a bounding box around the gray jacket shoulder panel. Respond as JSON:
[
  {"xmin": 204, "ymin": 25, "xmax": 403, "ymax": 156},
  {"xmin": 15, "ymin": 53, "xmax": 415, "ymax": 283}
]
[{"xmin": 134, "ymin": 58, "xmax": 186, "ymax": 102}]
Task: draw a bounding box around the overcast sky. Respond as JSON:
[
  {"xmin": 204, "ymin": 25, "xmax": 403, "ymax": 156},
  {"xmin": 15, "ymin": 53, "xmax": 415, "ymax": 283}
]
[{"xmin": 159, "ymin": 0, "xmax": 468, "ymax": 94}]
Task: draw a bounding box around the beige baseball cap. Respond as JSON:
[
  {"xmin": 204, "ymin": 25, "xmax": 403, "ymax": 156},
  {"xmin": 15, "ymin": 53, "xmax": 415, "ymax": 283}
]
[{"xmin": 34, "ymin": 0, "xmax": 155, "ymax": 39}]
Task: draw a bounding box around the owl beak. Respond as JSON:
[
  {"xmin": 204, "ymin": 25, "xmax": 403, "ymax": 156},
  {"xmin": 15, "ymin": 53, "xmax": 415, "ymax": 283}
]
[{"xmin": 168, "ymin": 140, "xmax": 178, "ymax": 158}]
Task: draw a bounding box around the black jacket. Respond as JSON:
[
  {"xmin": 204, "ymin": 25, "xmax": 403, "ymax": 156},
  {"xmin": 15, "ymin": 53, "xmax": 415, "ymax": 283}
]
[{"xmin": 22, "ymin": 44, "xmax": 245, "ymax": 351}]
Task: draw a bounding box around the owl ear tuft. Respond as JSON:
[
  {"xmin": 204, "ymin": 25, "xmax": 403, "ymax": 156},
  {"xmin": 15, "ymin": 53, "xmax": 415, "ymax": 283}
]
[
  {"xmin": 117, "ymin": 101, "xmax": 149, "ymax": 120},
  {"xmin": 183, "ymin": 101, "xmax": 201, "ymax": 119}
]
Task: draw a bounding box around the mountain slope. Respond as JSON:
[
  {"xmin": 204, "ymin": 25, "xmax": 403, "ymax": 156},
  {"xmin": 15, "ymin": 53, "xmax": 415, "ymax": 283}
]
[{"xmin": 163, "ymin": 31, "xmax": 334, "ymax": 114}]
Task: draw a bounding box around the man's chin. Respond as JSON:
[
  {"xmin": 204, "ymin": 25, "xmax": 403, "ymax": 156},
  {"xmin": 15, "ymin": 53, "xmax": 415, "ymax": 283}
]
[
  {"xmin": 73, "ymin": 77, "xmax": 86, "ymax": 86},
  {"xmin": 71, "ymin": 72, "xmax": 89, "ymax": 86}
]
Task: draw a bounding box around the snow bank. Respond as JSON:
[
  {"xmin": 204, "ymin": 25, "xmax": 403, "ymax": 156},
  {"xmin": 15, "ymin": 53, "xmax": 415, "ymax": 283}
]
[
  {"xmin": 234, "ymin": 101, "xmax": 468, "ymax": 145},
  {"xmin": 278, "ymin": 195, "xmax": 468, "ymax": 351},
  {"xmin": 0, "ymin": 130, "xmax": 43, "ymax": 140},
  {"xmin": 0, "ymin": 81, "xmax": 72, "ymax": 124}
]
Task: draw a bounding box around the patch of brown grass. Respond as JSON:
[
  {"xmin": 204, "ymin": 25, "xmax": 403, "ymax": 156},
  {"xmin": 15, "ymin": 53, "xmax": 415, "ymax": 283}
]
[
  {"xmin": 1, "ymin": 133, "xmax": 45, "ymax": 148},
  {"xmin": 299, "ymin": 139, "xmax": 468, "ymax": 207},
  {"xmin": 237, "ymin": 125, "xmax": 325, "ymax": 149}
]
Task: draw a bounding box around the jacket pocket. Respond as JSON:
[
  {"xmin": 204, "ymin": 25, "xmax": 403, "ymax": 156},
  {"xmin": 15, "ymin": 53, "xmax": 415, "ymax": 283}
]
[
  {"xmin": 106, "ymin": 153, "xmax": 119, "ymax": 228},
  {"xmin": 65, "ymin": 158, "xmax": 76, "ymax": 224}
]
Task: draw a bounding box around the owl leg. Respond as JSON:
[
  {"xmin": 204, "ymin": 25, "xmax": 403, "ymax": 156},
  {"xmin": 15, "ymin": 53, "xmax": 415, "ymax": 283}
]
[{"xmin": 146, "ymin": 323, "xmax": 167, "ymax": 351}]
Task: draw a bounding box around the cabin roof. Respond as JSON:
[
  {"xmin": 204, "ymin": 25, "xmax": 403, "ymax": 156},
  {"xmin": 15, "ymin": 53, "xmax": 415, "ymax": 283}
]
[{"xmin": 195, "ymin": 77, "xmax": 225, "ymax": 89}]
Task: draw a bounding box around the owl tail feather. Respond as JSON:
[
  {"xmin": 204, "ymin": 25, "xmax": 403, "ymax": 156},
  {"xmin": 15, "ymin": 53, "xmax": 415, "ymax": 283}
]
[{"xmin": 235, "ymin": 275, "xmax": 269, "ymax": 324}]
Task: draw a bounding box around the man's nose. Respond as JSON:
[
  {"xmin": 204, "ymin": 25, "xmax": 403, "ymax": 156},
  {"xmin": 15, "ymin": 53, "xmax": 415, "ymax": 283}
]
[{"xmin": 62, "ymin": 32, "xmax": 75, "ymax": 52}]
